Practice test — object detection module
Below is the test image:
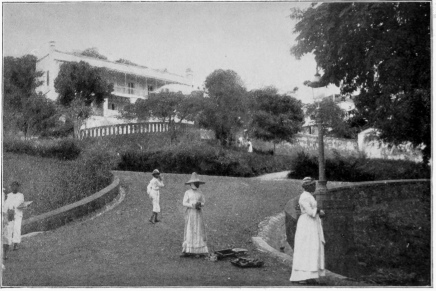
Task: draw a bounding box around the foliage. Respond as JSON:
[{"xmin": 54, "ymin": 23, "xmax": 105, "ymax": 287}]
[
  {"xmin": 117, "ymin": 141, "xmax": 293, "ymax": 177},
  {"xmin": 58, "ymin": 99, "xmax": 93, "ymax": 138},
  {"xmin": 40, "ymin": 119, "xmax": 74, "ymax": 138},
  {"xmin": 54, "ymin": 61, "xmax": 114, "ymax": 137},
  {"xmin": 354, "ymin": 197, "xmax": 430, "ymax": 285},
  {"xmin": 249, "ymin": 88, "xmax": 304, "ymax": 153},
  {"xmin": 4, "ymin": 137, "xmax": 82, "ymax": 160},
  {"xmin": 80, "ymin": 47, "xmax": 108, "ymax": 60},
  {"xmin": 3, "ymin": 55, "xmax": 59, "ymax": 137},
  {"xmin": 290, "ymin": 2, "xmax": 431, "ymax": 163},
  {"xmin": 19, "ymin": 93, "xmax": 60, "ymax": 138},
  {"xmin": 115, "ymin": 58, "xmax": 139, "ymax": 66},
  {"xmin": 287, "ymin": 150, "xmax": 430, "ymax": 182},
  {"xmin": 198, "ymin": 69, "xmax": 248, "ymax": 146},
  {"xmin": 121, "ymin": 92, "xmax": 202, "ymax": 142},
  {"xmin": 305, "ymin": 98, "xmax": 355, "ymax": 138},
  {"xmin": 3, "ymin": 152, "xmax": 113, "ymax": 218}
]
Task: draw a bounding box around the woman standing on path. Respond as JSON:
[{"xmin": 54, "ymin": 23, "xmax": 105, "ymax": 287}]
[
  {"xmin": 290, "ymin": 177, "xmax": 326, "ymax": 284},
  {"xmin": 147, "ymin": 169, "xmax": 164, "ymax": 224},
  {"xmin": 181, "ymin": 172, "xmax": 209, "ymax": 257}
]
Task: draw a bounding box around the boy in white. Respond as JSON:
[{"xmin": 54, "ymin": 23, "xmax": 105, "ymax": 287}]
[
  {"xmin": 147, "ymin": 169, "xmax": 164, "ymax": 224},
  {"xmin": 4, "ymin": 182, "xmax": 25, "ymax": 252}
]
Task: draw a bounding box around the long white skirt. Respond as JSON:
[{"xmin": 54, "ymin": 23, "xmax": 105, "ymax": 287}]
[
  {"xmin": 149, "ymin": 190, "xmax": 160, "ymax": 213},
  {"xmin": 290, "ymin": 213, "xmax": 325, "ymax": 281},
  {"xmin": 182, "ymin": 208, "xmax": 208, "ymax": 254}
]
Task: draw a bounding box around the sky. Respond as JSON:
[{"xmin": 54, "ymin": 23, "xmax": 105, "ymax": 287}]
[{"xmin": 3, "ymin": 2, "xmax": 340, "ymax": 103}]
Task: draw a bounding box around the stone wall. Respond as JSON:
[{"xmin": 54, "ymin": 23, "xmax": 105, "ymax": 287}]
[
  {"xmin": 285, "ymin": 179, "xmax": 430, "ymax": 277},
  {"xmin": 253, "ymin": 134, "xmax": 358, "ymax": 156}
]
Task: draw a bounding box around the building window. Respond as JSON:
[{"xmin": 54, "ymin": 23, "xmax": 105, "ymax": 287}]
[
  {"xmin": 128, "ymin": 82, "xmax": 135, "ymax": 94},
  {"xmin": 108, "ymin": 102, "xmax": 116, "ymax": 110},
  {"xmin": 47, "ymin": 71, "xmax": 49, "ymax": 86}
]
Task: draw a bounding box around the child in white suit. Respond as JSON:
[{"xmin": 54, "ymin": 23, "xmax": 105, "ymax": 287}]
[
  {"xmin": 4, "ymin": 182, "xmax": 26, "ymax": 254},
  {"xmin": 147, "ymin": 169, "xmax": 164, "ymax": 224}
]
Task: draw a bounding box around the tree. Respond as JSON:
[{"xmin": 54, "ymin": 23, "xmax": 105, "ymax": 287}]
[
  {"xmin": 305, "ymin": 98, "xmax": 355, "ymax": 139},
  {"xmin": 80, "ymin": 48, "xmax": 108, "ymax": 60},
  {"xmin": 290, "ymin": 2, "xmax": 431, "ymax": 163},
  {"xmin": 198, "ymin": 69, "xmax": 248, "ymax": 146},
  {"xmin": 121, "ymin": 91, "xmax": 202, "ymax": 143},
  {"xmin": 19, "ymin": 93, "xmax": 59, "ymax": 138},
  {"xmin": 249, "ymin": 88, "xmax": 304, "ymax": 154},
  {"xmin": 54, "ymin": 61, "xmax": 114, "ymax": 137},
  {"xmin": 3, "ymin": 55, "xmax": 59, "ymax": 138}
]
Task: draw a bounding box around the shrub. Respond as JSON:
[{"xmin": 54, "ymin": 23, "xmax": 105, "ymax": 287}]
[
  {"xmin": 4, "ymin": 137, "xmax": 82, "ymax": 160},
  {"xmin": 117, "ymin": 142, "xmax": 292, "ymax": 177},
  {"xmin": 3, "ymin": 152, "xmax": 114, "ymax": 218},
  {"xmin": 288, "ymin": 150, "xmax": 430, "ymax": 181}
]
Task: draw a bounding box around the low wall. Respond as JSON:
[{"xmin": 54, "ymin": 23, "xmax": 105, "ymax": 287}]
[
  {"xmin": 22, "ymin": 176, "xmax": 120, "ymax": 234},
  {"xmin": 285, "ymin": 179, "xmax": 430, "ymax": 278},
  {"xmin": 253, "ymin": 134, "xmax": 358, "ymax": 156},
  {"xmin": 79, "ymin": 122, "xmax": 192, "ymax": 139}
]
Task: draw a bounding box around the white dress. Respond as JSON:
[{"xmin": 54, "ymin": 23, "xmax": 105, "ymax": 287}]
[
  {"xmin": 182, "ymin": 189, "xmax": 208, "ymax": 254},
  {"xmin": 247, "ymin": 141, "xmax": 253, "ymax": 153},
  {"xmin": 290, "ymin": 191, "xmax": 325, "ymax": 281},
  {"xmin": 147, "ymin": 178, "xmax": 164, "ymax": 213},
  {"xmin": 4, "ymin": 192, "xmax": 24, "ymax": 245}
]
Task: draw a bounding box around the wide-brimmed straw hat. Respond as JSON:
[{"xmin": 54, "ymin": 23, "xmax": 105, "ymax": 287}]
[
  {"xmin": 302, "ymin": 177, "xmax": 316, "ymax": 187},
  {"xmin": 152, "ymin": 169, "xmax": 160, "ymax": 175},
  {"xmin": 185, "ymin": 172, "xmax": 205, "ymax": 185}
]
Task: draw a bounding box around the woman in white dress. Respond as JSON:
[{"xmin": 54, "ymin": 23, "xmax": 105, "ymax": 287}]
[
  {"xmin": 181, "ymin": 172, "xmax": 209, "ymax": 257},
  {"xmin": 247, "ymin": 139, "xmax": 253, "ymax": 153},
  {"xmin": 290, "ymin": 177, "xmax": 326, "ymax": 284},
  {"xmin": 147, "ymin": 169, "xmax": 164, "ymax": 224}
]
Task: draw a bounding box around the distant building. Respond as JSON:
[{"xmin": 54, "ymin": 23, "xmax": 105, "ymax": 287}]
[
  {"xmin": 36, "ymin": 41, "xmax": 193, "ymax": 127},
  {"xmin": 301, "ymin": 93, "xmax": 356, "ymax": 135}
]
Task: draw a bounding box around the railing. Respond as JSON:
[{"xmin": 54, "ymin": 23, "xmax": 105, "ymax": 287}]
[
  {"xmin": 79, "ymin": 122, "xmax": 192, "ymax": 139},
  {"xmin": 113, "ymin": 85, "xmax": 152, "ymax": 97}
]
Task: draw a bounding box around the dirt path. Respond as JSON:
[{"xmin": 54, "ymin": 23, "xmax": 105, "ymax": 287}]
[
  {"xmin": 3, "ymin": 171, "xmax": 302, "ymax": 286},
  {"xmin": 255, "ymin": 171, "xmax": 290, "ymax": 181}
]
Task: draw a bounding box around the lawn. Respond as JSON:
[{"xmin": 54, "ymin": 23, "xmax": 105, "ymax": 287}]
[
  {"xmin": 2, "ymin": 171, "xmax": 366, "ymax": 286},
  {"xmin": 3, "ymin": 153, "xmax": 112, "ymax": 219}
]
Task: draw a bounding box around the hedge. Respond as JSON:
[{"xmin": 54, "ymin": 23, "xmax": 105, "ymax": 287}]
[
  {"xmin": 117, "ymin": 142, "xmax": 293, "ymax": 177},
  {"xmin": 287, "ymin": 151, "xmax": 430, "ymax": 182}
]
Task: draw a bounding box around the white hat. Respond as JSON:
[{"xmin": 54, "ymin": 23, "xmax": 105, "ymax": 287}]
[{"xmin": 185, "ymin": 172, "xmax": 205, "ymax": 185}]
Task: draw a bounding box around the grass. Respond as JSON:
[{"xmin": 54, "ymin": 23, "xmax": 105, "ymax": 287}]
[
  {"xmin": 353, "ymin": 197, "xmax": 431, "ymax": 285},
  {"xmin": 3, "ymin": 153, "xmax": 112, "ymax": 219},
  {"xmin": 2, "ymin": 172, "xmax": 371, "ymax": 286}
]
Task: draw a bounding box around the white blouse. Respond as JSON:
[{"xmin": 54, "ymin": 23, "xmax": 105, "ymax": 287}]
[
  {"xmin": 298, "ymin": 191, "xmax": 318, "ymax": 218},
  {"xmin": 183, "ymin": 189, "xmax": 205, "ymax": 209},
  {"xmin": 148, "ymin": 178, "xmax": 164, "ymax": 191},
  {"xmin": 4, "ymin": 192, "xmax": 25, "ymax": 218}
]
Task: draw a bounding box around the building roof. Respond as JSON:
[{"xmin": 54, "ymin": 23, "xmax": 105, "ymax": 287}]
[{"xmin": 47, "ymin": 50, "xmax": 191, "ymax": 85}]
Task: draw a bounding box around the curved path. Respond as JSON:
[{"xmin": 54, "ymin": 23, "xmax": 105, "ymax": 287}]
[{"xmin": 3, "ymin": 171, "xmax": 303, "ymax": 286}]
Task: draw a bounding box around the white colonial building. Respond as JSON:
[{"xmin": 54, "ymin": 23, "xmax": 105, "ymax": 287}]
[{"xmin": 36, "ymin": 41, "xmax": 194, "ymax": 127}]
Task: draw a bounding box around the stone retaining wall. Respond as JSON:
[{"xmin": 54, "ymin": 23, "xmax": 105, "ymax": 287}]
[
  {"xmin": 255, "ymin": 212, "xmax": 293, "ymax": 257},
  {"xmin": 22, "ymin": 176, "xmax": 120, "ymax": 234},
  {"xmin": 283, "ymin": 179, "xmax": 430, "ymax": 277}
]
